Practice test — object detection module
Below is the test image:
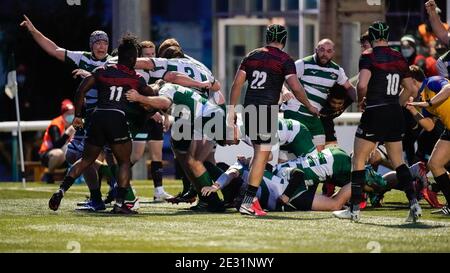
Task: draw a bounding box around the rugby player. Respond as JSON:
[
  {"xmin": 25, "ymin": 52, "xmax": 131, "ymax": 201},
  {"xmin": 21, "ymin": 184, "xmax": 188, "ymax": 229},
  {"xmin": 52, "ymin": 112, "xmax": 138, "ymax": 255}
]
[
  {"xmin": 229, "ymin": 24, "xmax": 319, "ymax": 216},
  {"xmin": 333, "ymin": 22, "xmax": 422, "ymax": 222},
  {"xmin": 48, "ymin": 34, "xmax": 154, "ymax": 214},
  {"xmin": 407, "ymin": 69, "xmax": 450, "ymax": 215},
  {"xmin": 281, "ymin": 39, "xmax": 356, "ymax": 151}
]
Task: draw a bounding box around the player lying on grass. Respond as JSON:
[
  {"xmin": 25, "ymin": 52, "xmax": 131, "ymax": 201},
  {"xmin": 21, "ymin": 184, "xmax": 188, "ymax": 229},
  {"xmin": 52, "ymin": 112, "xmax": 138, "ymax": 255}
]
[
  {"xmin": 363, "ymin": 162, "xmax": 435, "ymax": 208},
  {"xmin": 201, "ymin": 148, "xmax": 352, "ymax": 212},
  {"xmin": 202, "ymin": 148, "xmax": 434, "ymax": 213}
]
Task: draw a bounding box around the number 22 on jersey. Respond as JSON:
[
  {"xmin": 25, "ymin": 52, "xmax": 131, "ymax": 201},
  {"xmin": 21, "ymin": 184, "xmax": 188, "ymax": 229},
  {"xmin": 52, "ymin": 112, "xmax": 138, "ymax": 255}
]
[{"xmin": 250, "ymin": 70, "xmax": 267, "ymax": 89}]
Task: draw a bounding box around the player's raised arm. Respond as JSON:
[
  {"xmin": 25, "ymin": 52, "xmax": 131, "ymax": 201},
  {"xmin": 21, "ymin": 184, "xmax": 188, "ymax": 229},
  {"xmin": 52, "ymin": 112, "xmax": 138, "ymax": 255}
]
[
  {"xmin": 425, "ymin": 1, "xmax": 449, "ymax": 45},
  {"xmin": 20, "ymin": 15, "xmax": 65, "ymax": 62}
]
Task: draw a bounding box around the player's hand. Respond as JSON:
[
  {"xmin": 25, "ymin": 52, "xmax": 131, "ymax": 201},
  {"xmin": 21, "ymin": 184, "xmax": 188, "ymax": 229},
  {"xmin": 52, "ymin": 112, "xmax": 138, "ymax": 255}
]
[
  {"xmin": 358, "ymin": 97, "xmax": 367, "ymax": 112},
  {"xmin": 405, "ymin": 96, "xmax": 418, "ymax": 112},
  {"xmin": 64, "ymin": 125, "xmax": 76, "ymax": 136},
  {"xmin": 72, "ymin": 117, "xmax": 84, "ymax": 129},
  {"xmin": 282, "ymin": 90, "xmax": 295, "ymax": 102},
  {"xmin": 425, "ymin": 1, "xmax": 438, "ymax": 16},
  {"xmin": 163, "ymin": 114, "xmax": 171, "ymax": 132},
  {"xmin": 201, "ymin": 184, "xmax": 220, "ymax": 196},
  {"xmin": 307, "ymin": 105, "xmax": 320, "ymax": 117},
  {"xmin": 20, "ymin": 15, "xmax": 37, "ymax": 33},
  {"xmin": 199, "ymin": 81, "xmax": 212, "ymax": 90},
  {"xmin": 126, "ymin": 89, "xmax": 141, "ymax": 102},
  {"xmin": 72, "ymin": 69, "xmax": 91, "ymax": 79},
  {"xmin": 276, "ymin": 196, "xmax": 296, "ymax": 212},
  {"xmin": 151, "ymin": 112, "xmax": 163, "ymax": 123}
]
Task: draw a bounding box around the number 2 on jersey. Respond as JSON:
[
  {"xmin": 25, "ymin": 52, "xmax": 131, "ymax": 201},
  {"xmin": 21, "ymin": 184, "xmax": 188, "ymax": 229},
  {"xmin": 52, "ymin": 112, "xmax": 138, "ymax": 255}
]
[
  {"xmin": 109, "ymin": 86, "xmax": 123, "ymax": 101},
  {"xmin": 386, "ymin": 73, "xmax": 399, "ymax": 95},
  {"xmin": 250, "ymin": 70, "xmax": 267, "ymax": 89}
]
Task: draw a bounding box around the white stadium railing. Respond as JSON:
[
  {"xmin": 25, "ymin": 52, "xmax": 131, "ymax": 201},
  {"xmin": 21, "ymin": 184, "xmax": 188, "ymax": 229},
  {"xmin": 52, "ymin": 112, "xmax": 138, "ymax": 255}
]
[
  {"xmin": 0, "ymin": 112, "xmax": 362, "ymax": 133},
  {"xmin": 0, "ymin": 113, "xmax": 362, "ymax": 181},
  {"xmin": 0, "ymin": 120, "xmax": 51, "ymax": 132}
]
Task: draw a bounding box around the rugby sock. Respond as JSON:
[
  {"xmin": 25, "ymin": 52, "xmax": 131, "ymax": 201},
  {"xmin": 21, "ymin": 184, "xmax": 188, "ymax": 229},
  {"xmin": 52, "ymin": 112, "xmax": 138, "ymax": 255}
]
[
  {"xmin": 350, "ymin": 170, "xmax": 365, "ymax": 211},
  {"xmin": 150, "ymin": 161, "xmax": 163, "ymax": 188},
  {"xmin": 90, "ymin": 188, "xmax": 102, "ymax": 203},
  {"xmin": 98, "ymin": 164, "xmax": 113, "ymax": 179},
  {"xmin": 434, "ymin": 173, "xmax": 450, "ymax": 203},
  {"xmin": 125, "ymin": 186, "xmax": 136, "ymax": 201},
  {"xmin": 195, "ymin": 172, "xmax": 214, "ymax": 188},
  {"xmin": 194, "ymin": 171, "xmax": 222, "ymax": 204},
  {"xmin": 116, "ymin": 187, "xmax": 127, "ymax": 206},
  {"xmin": 60, "ymin": 176, "xmax": 75, "ymax": 193},
  {"xmin": 175, "ymin": 159, "xmax": 191, "ymax": 194},
  {"xmin": 204, "ymin": 161, "xmax": 224, "ymax": 181},
  {"xmin": 110, "ymin": 164, "xmax": 119, "ymax": 180},
  {"xmin": 242, "ymin": 185, "xmax": 258, "ymax": 206},
  {"xmin": 395, "ymin": 164, "xmax": 417, "ymax": 203}
]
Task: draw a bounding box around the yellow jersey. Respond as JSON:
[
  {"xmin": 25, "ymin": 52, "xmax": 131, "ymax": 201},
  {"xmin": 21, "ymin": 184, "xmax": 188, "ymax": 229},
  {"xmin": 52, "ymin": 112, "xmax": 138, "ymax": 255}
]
[{"xmin": 419, "ymin": 76, "xmax": 450, "ymax": 129}]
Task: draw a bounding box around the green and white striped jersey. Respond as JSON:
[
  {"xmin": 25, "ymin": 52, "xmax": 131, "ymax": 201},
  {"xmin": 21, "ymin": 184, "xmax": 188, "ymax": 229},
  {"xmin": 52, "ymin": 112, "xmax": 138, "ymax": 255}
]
[
  {"xmin": 281, "ymin": 54, "xmax": 348, "ymax": 116},
  {"xmin": 229, "ymin": 160, "xmax": 289, "ymax": 211},
  {"xmin": 159, "ymin": 83, "xmax": 224, "ymax": 121},
  {"xmin": 274, "ymin": 147, "xmax": 351, "ymax": 186},
  {"xmin": 150, "ymin": 57, "xmax": 215, "ymax": 84},
  {"xmin": 65, "ymin": 50, "xmax": 112, "ymax": 108},
  {"xmin": 278, "ymin": 117, "xmax": 316, "ymax": 156},
  {"xmin": 278, "ymin": 117, "xmax": 301, "ymax": 144}
]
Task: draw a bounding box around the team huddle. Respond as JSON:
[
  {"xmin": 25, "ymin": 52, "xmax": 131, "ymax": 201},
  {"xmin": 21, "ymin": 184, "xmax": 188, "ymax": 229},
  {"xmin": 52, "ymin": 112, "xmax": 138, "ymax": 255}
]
[{"xmin": 20, "ymin": 0, "xmax": 450, "ymax": 222}]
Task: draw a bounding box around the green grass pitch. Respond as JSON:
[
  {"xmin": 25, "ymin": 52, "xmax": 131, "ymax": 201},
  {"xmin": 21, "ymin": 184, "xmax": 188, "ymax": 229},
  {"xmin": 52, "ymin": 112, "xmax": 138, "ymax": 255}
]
[{"xmin": 0, "ymin": 180, "xmax": 449, "ymax": 253}]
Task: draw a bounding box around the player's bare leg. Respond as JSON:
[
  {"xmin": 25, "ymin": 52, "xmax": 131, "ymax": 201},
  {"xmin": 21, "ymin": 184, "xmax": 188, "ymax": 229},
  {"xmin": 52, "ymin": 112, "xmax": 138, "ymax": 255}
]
[
  {"xmin": 49, "ymin": 143, "xmax": 102, "ymax": 211},
  {"xmin": 110, "ymin": 140, "xmax": 136, "ymax": 214},
  {"xmin": 428, "ymin": 139, "xmax": 450, "ymax": 215},
  {"xmin": 239, "ymin": 144, "xmax": 271, "ymax": 216},
  {"xmin": 312, "ymin": 183, "xmax": 351, "ymax": 211}
]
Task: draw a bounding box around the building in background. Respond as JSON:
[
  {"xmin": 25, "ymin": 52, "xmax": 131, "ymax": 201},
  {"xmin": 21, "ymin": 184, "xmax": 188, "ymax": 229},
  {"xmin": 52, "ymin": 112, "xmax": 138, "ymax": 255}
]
[{"xmin": 212, "ymin": 0, "xmax": 320, "ymax": 101}]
